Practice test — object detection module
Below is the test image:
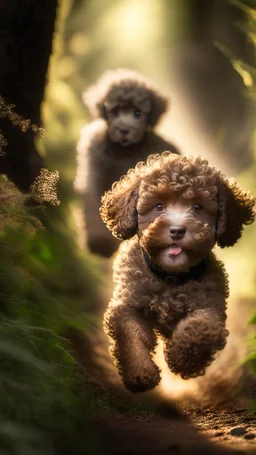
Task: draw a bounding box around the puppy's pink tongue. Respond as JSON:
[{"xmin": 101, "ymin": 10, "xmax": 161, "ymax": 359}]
[{"xmin": 167, "ymin": 246, "xmax": 182, "ymax": 256}]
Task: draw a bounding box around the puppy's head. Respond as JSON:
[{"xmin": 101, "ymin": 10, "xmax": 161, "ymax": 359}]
[
  {"xmin": 100, "ymin": 153, "xmax": 255, "ymax": 273},
  {"xmin": 83, "ymin": 68, "xmax": 168, "ymax": 147}
]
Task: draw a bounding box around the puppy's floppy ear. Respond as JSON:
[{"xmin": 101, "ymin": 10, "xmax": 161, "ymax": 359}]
[
  {"xmin": 147, "ymin": 88, "xmax": 169, "ymax": 127},
  {"xmin": 216, "ymin": 176, "xmax": 255, "ymax": 248},
  {"xmin": 100, "ymin": 166, "xmax": 143, "ymax": 240},
  {"xmin": 82, "ymin": 69, "xmax": 121, "ymax": 119},
  {"xmin": 82, "ymin": 84, "xmax": 106, "ymax": 119}
]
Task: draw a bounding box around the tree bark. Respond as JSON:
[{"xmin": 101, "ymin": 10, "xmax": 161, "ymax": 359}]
[{"xmin": 0, "ymin": 0, "xmax": 58, "ymax": 190}]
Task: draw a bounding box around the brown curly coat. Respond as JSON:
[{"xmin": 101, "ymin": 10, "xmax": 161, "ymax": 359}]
[{"xmin": 100, "ymin": 152, "xmax": 255, "ymax": 393}]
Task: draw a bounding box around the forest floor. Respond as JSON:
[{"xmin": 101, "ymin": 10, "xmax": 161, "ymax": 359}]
[{"xmin": 98, "ymin": 403, "xmax": 256, "ymax": 455}]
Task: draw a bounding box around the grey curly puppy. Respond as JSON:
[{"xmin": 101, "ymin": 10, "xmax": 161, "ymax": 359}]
[
  {"xmin": 100, "ymin": 152, "xmax": 255, "ymax": 393},
  {"xmin": 74, "ymin": 69, "xmax": 180, "ymax": 257}
]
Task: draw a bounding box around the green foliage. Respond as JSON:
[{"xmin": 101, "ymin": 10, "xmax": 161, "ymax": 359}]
[
  {"xmin": 0, "ymin": 175, "xmax": 42, "ymax": 233},
  {"xmin": 232, "ymin": 1, "xmax": 256, "ymax": 409},
  {"xmin": 0, "ymin": 175, "xmax": 103, "ymax": 454}
]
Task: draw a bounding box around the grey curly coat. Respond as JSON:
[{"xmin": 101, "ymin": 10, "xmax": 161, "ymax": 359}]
[{"xmin": 74, "ymin": 69, "xmax": 179, "ymax": 257}]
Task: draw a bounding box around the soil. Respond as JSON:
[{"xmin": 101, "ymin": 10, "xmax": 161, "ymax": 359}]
[{"xmin": 99, "ymin": 405, "xmax": 256, "ymax": 455}]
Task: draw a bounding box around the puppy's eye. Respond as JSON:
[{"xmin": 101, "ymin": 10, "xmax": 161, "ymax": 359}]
[
  {"xmin": 134, "ymin": 109, "xmax": 141, "ymax": 118},
  {"xmin": 111, "ymin": 106, "xmax": 120, "ymax": 117},
  {"xmin": 193, "ymin": 204, "xmax": 202, "ymax": 213},
  {"xmin": 156, "ymin": 203, "xmax": 164, "ymax": 212}
]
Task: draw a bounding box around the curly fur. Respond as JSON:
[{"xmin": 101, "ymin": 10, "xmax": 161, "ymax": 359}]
[
  {"xmin": 74, "ymin": 69, "xmax": 179, "ymax": 257},
  {"xmin": 100, "ymin": 152, "xmax": 255, "ymax": 393},
  {"xmin": 84, "ymin": 68, "xmax": 169, "ymax": 127}
]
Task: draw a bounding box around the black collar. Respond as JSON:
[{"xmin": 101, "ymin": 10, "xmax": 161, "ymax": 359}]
[{"xmin": 142, "ymin": 249, "xmax": 208, "ymax": 285}]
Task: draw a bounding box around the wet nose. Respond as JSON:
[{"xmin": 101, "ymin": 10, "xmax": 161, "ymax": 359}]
[
  {"xmin": 170, "ymin": 226, "xmax": 186, "ymax": 239},
  {"xmin": 120, "ymin": 129, "xmax": 129, "ymax": 136}
]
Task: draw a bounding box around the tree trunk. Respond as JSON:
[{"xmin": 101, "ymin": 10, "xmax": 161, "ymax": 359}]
[{"xmin": 0, "ymin": 0, "xmax": 58, "ymax": 190}]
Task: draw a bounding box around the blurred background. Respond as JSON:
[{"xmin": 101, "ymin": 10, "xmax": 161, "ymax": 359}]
[
  {"xmin": 0, "ymin": 0, "xmax": 255, "ymax": 453},
  {"xmin": 44, "ymin": 0, "xmax": 256, "ymax": 175}
]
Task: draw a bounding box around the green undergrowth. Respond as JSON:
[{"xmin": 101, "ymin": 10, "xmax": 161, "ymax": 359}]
[{"xmin": 0, "ymin": 174, "xmax": 105, "ymax": 454}]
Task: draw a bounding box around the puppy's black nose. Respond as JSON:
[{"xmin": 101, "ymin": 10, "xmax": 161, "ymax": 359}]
[
  {"xmin": 120, "ymin": 129, "xmax": 129, "ymax": 135},
  {"xmin": 170, "ymin": 226, "xmax": 186, "ymax": 239}
]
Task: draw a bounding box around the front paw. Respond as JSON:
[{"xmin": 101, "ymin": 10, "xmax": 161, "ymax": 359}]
[
  {"xmin": 123, "ymin": 362, "xmax": 161, "ymax": 393},
  {"xmin": 165, "ymin": 326, "xmax": 228, "ymax": 379},
  {"xmin": 165, "ymin": 342, "xmax": 214, "ymax": 379}
]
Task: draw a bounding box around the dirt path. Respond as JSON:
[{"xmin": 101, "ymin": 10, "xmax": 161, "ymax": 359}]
[
  {"xmin": 189, "ymin": 407, "xmax": 256, "ymax": 451},
  {"xmin": 98, "ymin": 405, "xmax": 256, "ymax": 455}
]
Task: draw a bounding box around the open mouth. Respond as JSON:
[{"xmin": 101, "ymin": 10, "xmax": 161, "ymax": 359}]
[{"xmin": 166, "ymin": 245, "xmax": 183, "ymax": 256}]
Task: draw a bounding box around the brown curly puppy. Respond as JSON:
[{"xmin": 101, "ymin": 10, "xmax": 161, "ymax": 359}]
[
  {"xmin": 100, "ymin": 152, "xmax": 255, "ymax": 393},
  {"xmin": 74, "ymin": 69, "xmax": 179, "ymax": 257}
]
